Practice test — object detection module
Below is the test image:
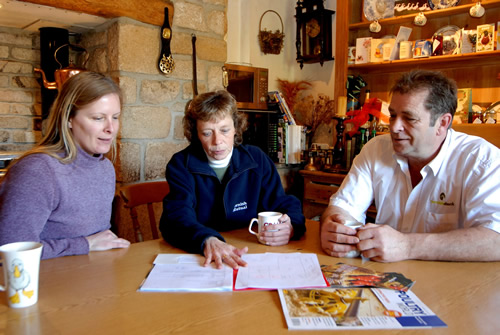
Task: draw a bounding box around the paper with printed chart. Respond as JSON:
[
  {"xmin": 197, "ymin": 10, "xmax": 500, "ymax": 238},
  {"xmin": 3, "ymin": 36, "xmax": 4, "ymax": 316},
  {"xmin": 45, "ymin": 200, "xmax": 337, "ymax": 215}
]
[
  {"xmin": 234, "ymin": 253, "xmax": 328, "ymax": 290},
  {"xmin": 139, "ymin": 254, "xmax": 233, "ymax": 292}
]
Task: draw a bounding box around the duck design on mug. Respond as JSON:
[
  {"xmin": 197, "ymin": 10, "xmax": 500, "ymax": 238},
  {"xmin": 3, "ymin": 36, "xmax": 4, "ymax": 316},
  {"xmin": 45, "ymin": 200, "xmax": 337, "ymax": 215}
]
[{"xmin": 7, "ymin": 259, "xmax": 34, "ymax": 304}]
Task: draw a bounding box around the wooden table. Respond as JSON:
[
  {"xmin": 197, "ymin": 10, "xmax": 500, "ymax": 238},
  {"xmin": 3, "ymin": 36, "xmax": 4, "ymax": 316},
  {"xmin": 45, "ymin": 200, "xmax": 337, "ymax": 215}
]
[{"xmin": 2, "ymin": 221, "xmax": 499, "ymax": 335}]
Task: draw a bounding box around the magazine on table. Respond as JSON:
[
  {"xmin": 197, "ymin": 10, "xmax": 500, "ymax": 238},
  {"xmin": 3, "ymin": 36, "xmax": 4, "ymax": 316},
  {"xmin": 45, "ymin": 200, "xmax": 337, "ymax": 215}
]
[
  {"xmin": 278, "ymin": 287, "xmax": 447, "ymax": 330},
  {"xmin": 321, "ymin": 263, "xmax": 415, "ymax": 291}
]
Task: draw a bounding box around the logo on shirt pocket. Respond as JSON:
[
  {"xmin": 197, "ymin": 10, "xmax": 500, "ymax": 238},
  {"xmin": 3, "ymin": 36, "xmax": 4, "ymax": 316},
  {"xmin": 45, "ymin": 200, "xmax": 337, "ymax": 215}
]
[{"xmin": 429, "ymin": 192, "xmax": 455, "ymax": 210}]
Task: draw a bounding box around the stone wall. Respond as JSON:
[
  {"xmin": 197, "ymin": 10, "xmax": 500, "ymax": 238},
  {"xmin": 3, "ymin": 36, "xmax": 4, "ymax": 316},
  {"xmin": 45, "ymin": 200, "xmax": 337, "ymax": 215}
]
[
  {"xmin": 0, "ymin": 0, "xmax": 227, "ymax": 185},
  {"xmin": 0, "ymin": 0, "xmax": 228, "ymax": 242},
  {"xmin": 0, "ymin": 27, "xmax": 41, "ymax": 152}
]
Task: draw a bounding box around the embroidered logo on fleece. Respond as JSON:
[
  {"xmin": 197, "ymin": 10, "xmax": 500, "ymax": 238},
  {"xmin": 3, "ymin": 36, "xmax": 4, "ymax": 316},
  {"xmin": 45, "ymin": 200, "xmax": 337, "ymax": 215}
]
[
  {"xmin": 430, "ymin": 192, "xmax": 455, "ymax": 206},
  {"xmin": 233, "ymin": 202, "xmax": 247, "ymax": 212}
]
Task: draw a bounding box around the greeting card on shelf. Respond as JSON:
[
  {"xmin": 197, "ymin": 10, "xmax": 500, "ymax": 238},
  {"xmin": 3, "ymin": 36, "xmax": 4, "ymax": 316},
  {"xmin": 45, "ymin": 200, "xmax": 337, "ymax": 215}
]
[
  {"xmin": 476, "ymin": 24, "xmax": 495, "ymax": 52},
  {"xmin": 370, "ymin": 38, "xmax": 395, "ymax": 63},
  {"xmin": 390, "ymin": 26, "xmax": 412, "ymax": 60},
  {"xmin": 455, "ymin": 88, "xmax": 472, "ymax": 124},
  {"xmin": 460, "ymin": 29, "xmax": 477, "ymax": 54},
  {"xmin": 355, "ymin": 37, "xmax": 372, "ymax": 64}
]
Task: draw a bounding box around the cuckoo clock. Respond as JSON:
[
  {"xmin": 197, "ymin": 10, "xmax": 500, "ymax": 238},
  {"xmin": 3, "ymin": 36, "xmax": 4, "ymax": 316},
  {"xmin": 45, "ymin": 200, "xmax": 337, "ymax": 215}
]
[{"xmin": 295, "ymin": 0, "xmax": 335, "ymax": 69}]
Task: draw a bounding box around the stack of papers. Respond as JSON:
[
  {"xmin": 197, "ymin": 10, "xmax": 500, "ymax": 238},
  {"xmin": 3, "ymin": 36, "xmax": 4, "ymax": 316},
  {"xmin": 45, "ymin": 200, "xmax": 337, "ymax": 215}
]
[{"xmin": 139, "ymin": 253, "xmax": 328, "ymax": 292}]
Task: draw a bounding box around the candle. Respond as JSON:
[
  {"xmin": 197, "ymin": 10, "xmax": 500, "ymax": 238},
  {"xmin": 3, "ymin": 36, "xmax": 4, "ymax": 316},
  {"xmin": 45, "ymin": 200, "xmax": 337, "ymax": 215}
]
[{"xmin": 337, "ymin": 96, "xmax": 347, "ymax": 117}]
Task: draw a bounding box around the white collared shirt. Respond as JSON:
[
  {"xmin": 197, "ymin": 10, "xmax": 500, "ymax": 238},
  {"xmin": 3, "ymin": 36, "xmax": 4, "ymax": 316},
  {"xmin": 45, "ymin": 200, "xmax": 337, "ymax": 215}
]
[{"xmin": 330, "ymin": 130, "xmax": 500, "ymax": 234}]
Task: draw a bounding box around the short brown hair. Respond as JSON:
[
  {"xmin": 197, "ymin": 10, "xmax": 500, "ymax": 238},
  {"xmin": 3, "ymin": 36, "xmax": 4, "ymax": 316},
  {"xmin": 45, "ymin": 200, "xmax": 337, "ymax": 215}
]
[{"xmin": 183, "ymin": 90, "xmax": 248, "ymax": 145}]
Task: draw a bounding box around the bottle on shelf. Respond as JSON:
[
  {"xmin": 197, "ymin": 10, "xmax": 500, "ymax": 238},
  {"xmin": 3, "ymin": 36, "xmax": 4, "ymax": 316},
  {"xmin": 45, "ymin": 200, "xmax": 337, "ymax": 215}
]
[
  {"xmin": 370, "ymin": 116, "xmax": 378, "ymax": 139},
  {"xmin": 432, "ymin": 33, "xmax": 443, "ymax": 56}
]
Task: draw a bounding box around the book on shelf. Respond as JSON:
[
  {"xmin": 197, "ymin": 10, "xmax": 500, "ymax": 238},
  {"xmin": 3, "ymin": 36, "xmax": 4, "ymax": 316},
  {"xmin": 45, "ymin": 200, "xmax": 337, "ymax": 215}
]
[
  {"xmin": 267, "ymin": 122, "xmax": 278, "ymax": 161},
  {"xmin": 269, "ymin": 91, "xmax": 296, "ymax": 125},
  {"xmin": 276, "ymin": 122, "xmax": 285, "ymax": 164},
  {"xmin": 287, "ymin": 124, "xmax": 303, "ymax": 164}
]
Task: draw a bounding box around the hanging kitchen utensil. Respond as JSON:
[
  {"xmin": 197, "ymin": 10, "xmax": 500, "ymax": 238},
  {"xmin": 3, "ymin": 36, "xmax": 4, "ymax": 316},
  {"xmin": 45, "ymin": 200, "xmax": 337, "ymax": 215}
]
[
  {"xmin": 34, "ymin": 44, "xmax": 88, "ymax": 91},
  {"xmin": 158, "ymin": 7, "xmax": 175, "ymax": 74},
  {"xmin": 191, "ymin": 34, "xmax": 198, "ymax": 96}
]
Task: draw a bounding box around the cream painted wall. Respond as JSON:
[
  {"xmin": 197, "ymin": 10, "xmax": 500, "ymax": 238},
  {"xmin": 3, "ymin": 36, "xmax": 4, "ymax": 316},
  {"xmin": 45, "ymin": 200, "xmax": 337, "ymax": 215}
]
[{"xmin": 226, "ymin": 0, "xmax": 337, "ymax": 95}]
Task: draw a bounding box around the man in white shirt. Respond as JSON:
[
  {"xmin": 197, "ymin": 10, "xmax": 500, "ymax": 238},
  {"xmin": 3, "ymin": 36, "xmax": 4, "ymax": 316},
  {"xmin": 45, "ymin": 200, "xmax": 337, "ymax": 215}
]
[{"xmin": 320, "ymin": 70, "xmax": 500, "ymax": 262}]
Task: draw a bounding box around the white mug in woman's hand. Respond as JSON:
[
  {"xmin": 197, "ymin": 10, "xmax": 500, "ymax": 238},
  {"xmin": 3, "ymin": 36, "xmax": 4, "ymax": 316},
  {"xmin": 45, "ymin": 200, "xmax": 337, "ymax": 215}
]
[{"xmin": 249, "ymin": 211, "xmax": 282, "ymax": 243}]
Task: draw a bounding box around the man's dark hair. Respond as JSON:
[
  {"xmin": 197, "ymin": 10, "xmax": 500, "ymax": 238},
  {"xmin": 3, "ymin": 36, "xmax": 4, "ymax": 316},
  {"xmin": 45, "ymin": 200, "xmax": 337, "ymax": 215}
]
[{"xmin": 391, "ymin": 70, "xmax": 457, "ymax": 127}]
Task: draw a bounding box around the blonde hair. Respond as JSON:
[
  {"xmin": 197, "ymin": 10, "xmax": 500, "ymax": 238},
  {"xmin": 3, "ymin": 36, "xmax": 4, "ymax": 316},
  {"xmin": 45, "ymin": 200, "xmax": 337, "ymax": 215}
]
[{"xmin": 18, "ymin": 71, "xmax": 123, "ymax": 165}]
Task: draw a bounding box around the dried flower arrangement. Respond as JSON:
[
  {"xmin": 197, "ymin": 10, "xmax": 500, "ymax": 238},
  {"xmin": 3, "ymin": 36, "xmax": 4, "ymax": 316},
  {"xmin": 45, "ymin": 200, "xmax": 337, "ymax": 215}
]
[
  {"xmin": 277, "ymin": 79, "xmax": 334, "ymax": 137},
  {"xmin": 294, "ymin": 93, "xmax": 335, "ymax": 136},
  {"xmin": 276, "ymin": 78, "xmax": 312, "ymax": 113}
]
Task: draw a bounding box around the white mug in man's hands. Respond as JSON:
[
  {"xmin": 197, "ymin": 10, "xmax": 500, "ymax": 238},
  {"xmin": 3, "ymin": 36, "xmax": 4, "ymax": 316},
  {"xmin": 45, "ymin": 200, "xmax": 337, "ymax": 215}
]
[
  {"xmin": 249, "ymin": 211, "xmax": 282, "ymax": 243},
  {"xmin": 344, "ymin": 220, "xmax": 363, "ymax": 258}
]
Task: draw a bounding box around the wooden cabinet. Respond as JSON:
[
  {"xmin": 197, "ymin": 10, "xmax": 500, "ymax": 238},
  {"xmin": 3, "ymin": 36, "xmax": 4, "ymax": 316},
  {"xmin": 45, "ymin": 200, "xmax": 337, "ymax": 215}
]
[
  {"xmin": 300, "ymin": 170, "xmax": 345, "ymax": 219},
  {"xmin": 300, "ymin": 169, "xmax": 377, "ymax": 220},
  {"xmin": 334, "ymin": 1, "xmax": 500, "ymax": 105},
  {"xmin": 452, "ymin": 123, "xmax": 500, "ymax": 147}
]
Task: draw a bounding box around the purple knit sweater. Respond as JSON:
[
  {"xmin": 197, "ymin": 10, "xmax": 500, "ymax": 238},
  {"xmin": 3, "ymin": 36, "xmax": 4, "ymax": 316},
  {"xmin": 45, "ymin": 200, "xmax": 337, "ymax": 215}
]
[{"xmin": 0, "ymin": 147, "xmax": 116, "ymax": 259}]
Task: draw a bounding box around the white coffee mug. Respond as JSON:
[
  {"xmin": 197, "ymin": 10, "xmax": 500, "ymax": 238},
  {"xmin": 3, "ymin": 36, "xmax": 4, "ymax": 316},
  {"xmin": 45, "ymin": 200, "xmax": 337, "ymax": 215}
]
[
  {"xmin": 0, "ymin": 241, "xmax": 43, "ymax": 308},
  {"xmin": 344, "ymin": 220, "xmax": 363, "ymax": 258},
  {"xmin": 249, "ymin": 211, "xmax": 282, "ymax": 242}
]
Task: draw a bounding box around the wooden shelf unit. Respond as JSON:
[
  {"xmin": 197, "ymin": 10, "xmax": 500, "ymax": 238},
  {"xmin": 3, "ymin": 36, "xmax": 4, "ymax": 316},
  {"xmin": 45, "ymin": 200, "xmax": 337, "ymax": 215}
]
[{"xmin": 335, "ymin": 0, "xmax": 500, "ymax": 104}]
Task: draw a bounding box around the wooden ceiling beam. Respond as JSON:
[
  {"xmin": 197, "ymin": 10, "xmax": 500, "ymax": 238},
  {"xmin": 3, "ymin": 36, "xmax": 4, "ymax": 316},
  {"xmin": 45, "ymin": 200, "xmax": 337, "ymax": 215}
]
[{"xmin": 19, "ymin": 0, "xmax": 174, "ymax": 27}]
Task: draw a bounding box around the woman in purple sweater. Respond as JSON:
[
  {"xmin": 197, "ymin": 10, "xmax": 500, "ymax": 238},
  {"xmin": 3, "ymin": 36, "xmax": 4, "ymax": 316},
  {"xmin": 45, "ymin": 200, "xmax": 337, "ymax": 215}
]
[{"xmin": 0, "ymin": 72, "xmax": 130, "ymax": 259}]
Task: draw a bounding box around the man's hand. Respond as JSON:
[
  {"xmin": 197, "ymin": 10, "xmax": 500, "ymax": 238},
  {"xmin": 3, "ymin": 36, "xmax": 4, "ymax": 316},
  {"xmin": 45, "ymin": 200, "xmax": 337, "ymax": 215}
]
[
  {"xmin": 320, "ymin": 206, "xmax": 360, "ymax": 257},
  {"xmin": 357, "ymin": 224, "xmax": 411, "ymax": 262}
]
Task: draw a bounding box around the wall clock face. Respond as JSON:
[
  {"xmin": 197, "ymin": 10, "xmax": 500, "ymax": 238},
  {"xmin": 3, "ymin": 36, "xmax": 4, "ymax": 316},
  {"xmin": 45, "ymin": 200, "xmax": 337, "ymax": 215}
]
[{"xmin": 306, "ymin": 18, "xmax": 321, "ymax": 38}]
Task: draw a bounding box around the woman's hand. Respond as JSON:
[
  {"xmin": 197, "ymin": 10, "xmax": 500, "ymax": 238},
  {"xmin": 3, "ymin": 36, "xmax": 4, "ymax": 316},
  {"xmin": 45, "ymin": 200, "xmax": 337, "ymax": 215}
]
[
  {"xmin": 86, "ymin": 230, "xmax": 131, "ymax": 251},
  {"xmin": 258, "ymin": 214, "xmax": 293, "ymax": 246},
  {"xmin": 203, "ymin": 237, "xmax": 248, "ymax": 269}
]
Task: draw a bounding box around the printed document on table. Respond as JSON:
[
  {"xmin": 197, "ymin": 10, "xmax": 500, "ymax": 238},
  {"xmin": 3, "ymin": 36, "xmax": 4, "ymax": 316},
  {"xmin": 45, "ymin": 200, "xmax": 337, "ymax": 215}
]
[
  {"xmin": 234, "ymin": 253, "xmax": 327, "ymax": 290},
  {"xmin": 139, "ymin": 254, "xmax": 233, "ymax": 292}
]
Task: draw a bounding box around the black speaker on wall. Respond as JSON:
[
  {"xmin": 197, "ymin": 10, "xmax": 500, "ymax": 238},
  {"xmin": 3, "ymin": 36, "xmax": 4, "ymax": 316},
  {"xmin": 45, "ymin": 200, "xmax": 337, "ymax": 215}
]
[{"xmin": 38, "ymin": 27, "xmax": 69, "ymax": 121}]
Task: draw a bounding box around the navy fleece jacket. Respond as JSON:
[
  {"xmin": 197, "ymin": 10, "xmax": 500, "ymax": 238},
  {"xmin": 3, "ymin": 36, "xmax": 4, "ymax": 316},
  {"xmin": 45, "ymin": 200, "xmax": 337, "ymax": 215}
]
[{"xmin": 159, "ymin": 143, "xmax": 306, "ymax": 253}]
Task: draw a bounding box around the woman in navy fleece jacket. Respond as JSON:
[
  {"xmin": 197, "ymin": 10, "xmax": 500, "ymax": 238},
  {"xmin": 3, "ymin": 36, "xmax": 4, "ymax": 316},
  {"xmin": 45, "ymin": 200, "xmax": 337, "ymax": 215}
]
[{"xmin": 160, "ymin": 90, "xmax": 305, "ymax": 269}]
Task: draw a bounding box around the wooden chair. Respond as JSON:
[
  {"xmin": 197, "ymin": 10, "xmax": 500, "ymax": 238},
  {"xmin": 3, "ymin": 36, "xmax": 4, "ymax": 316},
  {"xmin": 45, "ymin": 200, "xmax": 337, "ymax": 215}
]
[{"xmin": 119, "ymin": 181, "xmax": 170, "ymax": 242}]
